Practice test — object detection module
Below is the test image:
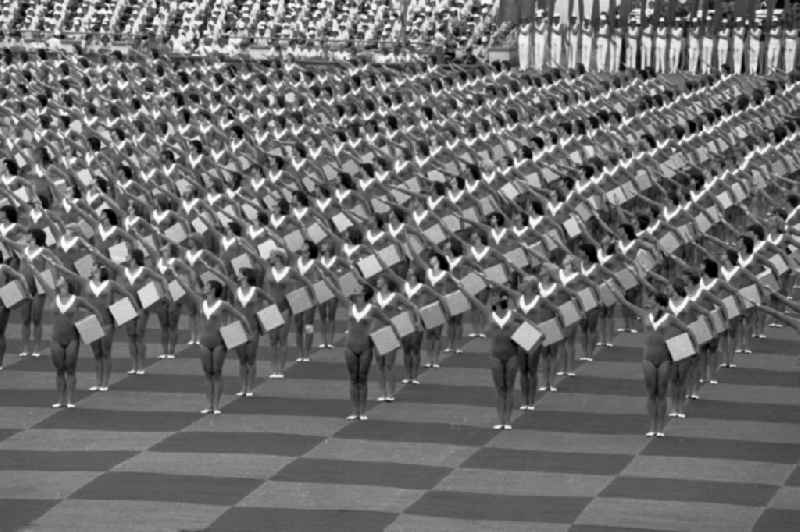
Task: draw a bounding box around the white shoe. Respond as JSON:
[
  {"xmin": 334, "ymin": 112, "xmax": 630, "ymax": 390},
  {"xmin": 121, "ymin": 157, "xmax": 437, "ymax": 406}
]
[
  {"xmin": 492, "ymin": 424, "xmax": 504, "ymax": 430},
  {"xmin": 19, "ymin": 352, "xmax": 28, "ymax": 358},
  {"xmin": 346, "ymin": 414, "xmax": 358, "ymax": 420},
  {"xmin": 538, "ymin": 386, "xmax": 547, "ymax": 391},
  {"xmin": 318, "ymin": 344, "xmax": 327, "ymax": 349},
  {"xmin": 432, "ymin": 363, "xmax": 440, "ymax": 368},
  {"xmin": 556, "ymin": 371, "xmax": 565, "ymax": 376},
  {"xmin": 358, "ymin": 415, "xmax": 368, "ymax": 421},
  {"xmin": 503, "ymin": 425, "xmax": 512, "ymax": 430},
  {"xmin": 127, "ymin": 369, "xmax": 136, "ymax": 375},
  {"xmin": 377, "ymin": 396, "xmax": 386, "ymax": 402},
  {"xmin": 646, "ymin": 431, "xmax": 655, "ymax": 437},
  {"xmin": 669, "ymin": 412, "xmax": 678, "ymax": 418},
  {"xmin": 166, "ymin": 354, "xmax": 176, "ymax": 359},
  {"xmin": 213, "ymin": 410, "xmax": 222, "ymax": 415},
  {"xmin": 708, "ymin": 379, "xmax": 718, "ymax": 385},
  {"xmin": 411, "ymin": 379, "xmax": 420, "ymax": 384},
  {"xmin": 66, "ymin": 404, "xmax": 76, "ymax": 409},
  {"xmin": 578, "ymin": 356, "xmax": 593, "ymax": 362},
  {"xmin": 235, "ymin": 391, "xmax": 245, "ymax": 397},
  {"xmin": 656, "ymin": 432, "xmax": 665, "ymax": 437},
  {"xmin": 566, "ymin": 372, "xmax": 576, "ymax": 377},
  {"xmin": 52, "ymin": 403, "xmax": 62, "ymax": 408},
  {"xmin": 676, "ymin": 413, "xmax": 686, "ymax": 419},
  {"xmin": 201, "ymin": 408, "xmax": 212, "ymax": 414},
  {"xmin": 274, "ymin": 373, "xmax": 284, "ymax": 379},
  {"xmin": 158, "ymin": 354, "xmax": 167, "ymax": 359},
  {"xmin": 245, "ymin": 392, "xmax": 254, "ymax": 397},
  {"xmin": 89, "ymin": 386, "xmax": 98, "ymax": 391},
  {"xmin": 99, "ymin": 387, "xmax": 109, "ymax": 392},
  {"xmin": 31, "ymin": 352, "xmax": 40, "ymax": 358},
  {"xmin": 548, "ymin": 386, "xmax": 557, "ymax": 392},
  {"xmin": 135, "ymin": 370, "xmax": 145, "ymax": 375},
  {"xmin": 385, "ymin": 396, "xmax": 395, "ymax": 402},
  {"xmin": 401, "ymin": 378, "xmax": 410, "ymax": 384}
]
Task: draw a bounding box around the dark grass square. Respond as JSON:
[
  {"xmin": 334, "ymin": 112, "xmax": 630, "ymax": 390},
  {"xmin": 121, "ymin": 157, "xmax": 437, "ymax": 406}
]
[
  {"xmin": 111, "ymin": 374, "xmax": 245, "ymax": 394},
  {"xmin": 440, "ymin": 353, "xmax": 491, "ymax": 369},
  {"xmin": 786, "ymin": 466, "xmax": 800, "ymax": 486},
  {"xmin": 717, "ymin": 368, "xmax": 800, "ymax": 388},
  {"xmin": 0, "ymin": 498, "xmax": 59, "ymax": 532},
  {"xmin": 752, "ymin": 509, "xmax": 800, "ymax": 532},
  {"xmin": 0, "ymin": 388, "xmax": 90, "ymax": 407},
  {"xmin": 569, "ymin": 526, "xmax": 672, "ymax": 532},
  {"xmin": 642, "ymin": 436, "xmax": 800, "ymax": 464},
  {"xmin": 394, "ymin": 383, "xmax": 494, "ymax": 407},
  {"xmin": 686, "ymin": 400, "xmax": 800, "ymax": 424},
  {"xmin": 593, "ymin": 345, "xmax": 642, "ymax": 362},
  {"xmin": 750, "ymin": 337, "xmax": 800, "ymax": 356},
  {"xmin": 150, "ymin": 431, "xmax": 323, "ymax": 456},
  {"xmin": 271, "ymin": 458, "xmax": 450, "ymax": 490},
  {"xmin": 0, "ymin": 430, "xmax": 18, "ymax": 444},
  {"xmin": 207, "ymin": 507, "xmax": 397, "ymax": 532},
  {"xmin": 462, "ymin": 448, "xmax": 633, "ymax": 476},
  {"xmin": 599, "ymin": 476, "xmax": 777, "ymax": 507},
  {"xmin": 34, "ymin": 409, "xmax": 199, "ymax": 432},
  {"xmin": 0, "ymin": 450, "xmax": 135, "ymax": 471},
  {"xmin": 513, "ymin": 411, "xmax": 648, "ymax": 435},
  {"xmin": 69, "ymin": 471, "xmax": 261, "ymax": 505},
  {"xmin": 334, "ymin": 420, "xmax": 495, "ymax": 446},
  {"xmin": 222, "ymin": 396, "xmax": 354, "ymax": 418},
  {"xmin": 554, "ymin": 376, "xmax": 643, "ymax": 397},
  {"xmin": 406, "ymin": 490, "xmax": 591, "ymax": 523},
  {"xmin": 284, "ymin": 361, "xmax": 355, "ymax": 381}
]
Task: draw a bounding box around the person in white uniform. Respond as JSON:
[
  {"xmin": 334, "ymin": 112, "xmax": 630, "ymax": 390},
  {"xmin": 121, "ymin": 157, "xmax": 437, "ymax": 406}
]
[
  {"xmin": 581, "ymin": 17, "xmax": 593, "ymax": 68},
  {"xmin": 668, "ymin": 24, "xmax": 684, "ymax": 73},
  {"xmin": 626, "ymin": 19, "xmax": 639, "ymax": 70},
  {"xmin": 748, "ymin": 22, "xmax": 762, "ymax": 74},
  {"xmin": 518, "ymin": 22, "xmax": 532, "ymax": 70},
  {"xmin": 715, "ymin": 23, "xmax": 730, "ymax": 73},
  {"xmin": 785, "ymin": 26, "xmax": 798, "ymax": 72},
  {"xmin": 688, "ymin": 18, "xmax": 701, "ymax": 74},
  {"xmin": 732, "ymin": 19, "xmax": 746, "ymax": 73},
  {"xmin": 765, "ymin": 22, "xmax": 782, "ymax": 73},
  {"xmin": 655, "ymin": 20, "xmax": 668, "ymax": 72},
  {"xmin": 641, "ymin": 18, "xmax": 654, "ymax": 69}
]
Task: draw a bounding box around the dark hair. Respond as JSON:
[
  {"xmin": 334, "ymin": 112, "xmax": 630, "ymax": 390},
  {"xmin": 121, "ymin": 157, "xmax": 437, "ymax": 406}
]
[
  {"xmin": 130, "ymin": 248, "xmax": 145, "ymax": 266},
  {"xmin": 207, "ymin": 280, "xmax": 223, "ymax": 298},
  {"xmin": 30, "ymin": 228, "xmax": 46, "ymax": 247},
  {"xmin": 102, "ymin": 208, "xmax": 118, "ymax": 226},
  {"xmin": 703, "ymin": 259, "xmax": 719, "ymax": 278}
]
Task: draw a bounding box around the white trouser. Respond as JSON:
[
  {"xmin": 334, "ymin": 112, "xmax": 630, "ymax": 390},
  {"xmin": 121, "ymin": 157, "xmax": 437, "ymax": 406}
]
[
  {"xmin": 581, "ymin": 35, "xmax": 593, "ymax": 67},
  {"xmin": 518, "ymin": 33, "xmax": 531, "ymax": 70},
  {"xmin": 766, "ymin": 39, "xmax": 780, "ymax": 72},
  {"xmin": 595, "ymin": 36, "xmax": 608, "ymax": 71},
  {"xmin": 668, "ymin": 39, "xmax": 681, "ymax": 72},
  {"xmin": 785, "ymin": 39, "xmax": 797, "ymax": 71},
  {"xmin": 550, "ymin": 34, "xmax": 561, "ymax": 67},
  {"xmin": 609, "ymin": 35, "xmax": 621, "ymax": 70},
  {"xmin": 748, "ymin": 36, "xmax": 759, "ymax": 74},
  {"xmin": 641, "ymin": 37, "xmax": 652, "ymax": 68},
  {"xmin": 533, "ymin": 34, "xmax": 545, "ymax": 69},
  {"xmin": 626, "ymin": 37, "xmax": 637, "ymax": 69},
  {"xmin": 655, "ymin": 38, "xmax": 666, "ymax": 72},
  {"xmin": 571, "ymin": 35, "xmax": 581, "ymax": 69},
  {"xmin": 716, "ymin": 38, "xmax": 728, "ymax": 71},
  {"xmin": 688, "ymin": 38, "xmax": 700, "ymax": 73},
  {"xmin": 733, "ymin": 38, "xmax": 744, "ymax": 73}
]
